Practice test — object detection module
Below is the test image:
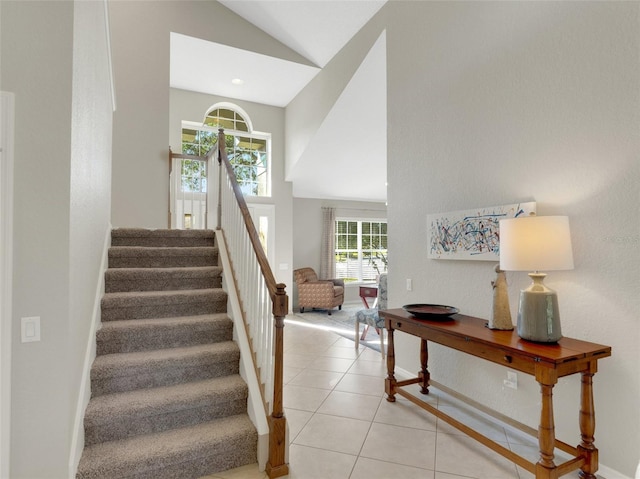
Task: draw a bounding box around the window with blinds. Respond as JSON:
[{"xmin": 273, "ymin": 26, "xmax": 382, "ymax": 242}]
[{"xmin": 335, "ymin": 219, "xmax": 387, "ymax": 283}]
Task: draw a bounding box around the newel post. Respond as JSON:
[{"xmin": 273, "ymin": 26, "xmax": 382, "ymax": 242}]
[{"xmin": 266, "ymin": 283, "xmax": 289, "ymax": 478}]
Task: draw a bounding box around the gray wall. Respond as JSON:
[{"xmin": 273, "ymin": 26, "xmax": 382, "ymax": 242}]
[
  {"xmin": 290, "ymin": 2, "xmax": 639, "ymax": 475},
  {"xmin": 0, "ymin": 0, "xmax": 113, "ymax": 476}
]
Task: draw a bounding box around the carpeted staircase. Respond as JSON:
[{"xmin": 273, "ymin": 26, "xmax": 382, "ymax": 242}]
[{"xmin": 76, "ymin": 228, "xmax": 257, "ymax": 479}]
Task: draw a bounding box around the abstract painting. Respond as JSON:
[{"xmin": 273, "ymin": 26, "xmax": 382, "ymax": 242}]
[{"xmin": 427, "ymin": 202, "xmax": 536, "ymax": 260}]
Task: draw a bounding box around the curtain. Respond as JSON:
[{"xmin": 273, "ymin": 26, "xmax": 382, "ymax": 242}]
[{"xmin": 320, "ymin": 207, "xmax": 336, "ymax": 279}]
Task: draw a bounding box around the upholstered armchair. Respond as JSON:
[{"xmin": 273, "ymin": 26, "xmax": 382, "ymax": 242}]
[{"xmin": 293, "ymin": 267, "xmax": 344, "ymax": 315}]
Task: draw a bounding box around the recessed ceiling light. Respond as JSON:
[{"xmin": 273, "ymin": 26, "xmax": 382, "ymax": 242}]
[{"xmin": 231, "ymin": 78, "xmax": 244, "ymax": 86}]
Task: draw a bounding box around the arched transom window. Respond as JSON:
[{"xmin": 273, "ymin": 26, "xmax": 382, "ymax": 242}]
[{"xmin": 182, "ymin": 104, "xmax": 271, "ymax": 197}]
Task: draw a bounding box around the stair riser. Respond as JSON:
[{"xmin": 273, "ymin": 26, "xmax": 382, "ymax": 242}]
[
  {"xmin": 101, "ymin": 297, "xmax": 227, "ymax": 321},
  {"xmin": 108, "ymin": 255, "xmax": 218, "ymax": 269},
  {"xmin": 110, "ymin": 229, "xmax": 215, "ymax": 248},
  {"xmin": 96, "ymin": 324, "xmax": 233, "ymax": 355},
  {"xmin": 84, "ymin": 397, "xmax": 247, "ymax": 445},
  {"xmin": 91, "ymin": 360, "xmax": 240, "ymax": 397},
  {"xmin": 105, "ymin": 276, "xmax": 221, "ymax": 293},
  {"xmin": 111, "ymin": 237, "xmax": 215, "ymax": 248}
]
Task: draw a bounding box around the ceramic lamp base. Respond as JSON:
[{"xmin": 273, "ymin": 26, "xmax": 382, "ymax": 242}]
[{"xmin": 516, "ymin": 273, "xmax": 562, "ymax": 343}]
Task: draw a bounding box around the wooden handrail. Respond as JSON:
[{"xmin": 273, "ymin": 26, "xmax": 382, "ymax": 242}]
[
  {"xmin": 215, "ymin": 130, "xmax": 281, "ymax": 302},
  {"xmin": 215, "ymin": 129, "xmax": 289, "ymax": 478}
]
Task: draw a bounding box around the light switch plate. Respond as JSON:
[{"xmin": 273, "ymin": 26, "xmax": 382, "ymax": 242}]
[{"xmin": 21, "ymin": 316, "xmax": 40, "ymax": 343}]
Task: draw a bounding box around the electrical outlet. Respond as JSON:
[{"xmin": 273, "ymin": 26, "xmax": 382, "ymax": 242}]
[
  {"xmin": 503, "ymin": 370, "xmax": 518, "ymax": 390},
  {"xmin": 406, "ymin": 279, "xmax": 413, "ymax": 291}
]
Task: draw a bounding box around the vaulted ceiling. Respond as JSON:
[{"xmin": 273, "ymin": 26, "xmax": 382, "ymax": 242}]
[{"xmin": 170, "ymin": 0, "xmax": 388, "ymax": 203}]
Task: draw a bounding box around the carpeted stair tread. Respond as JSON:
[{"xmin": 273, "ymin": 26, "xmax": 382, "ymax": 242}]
[
  {"xmin": 76, "ymin": 414, "xmax": 257, "ymax": 479},
  {"xmin": 91, "ymin": 342, "xmax": 239, "ymax": 379},
  {"xmin": 90, "ymin": 343, "xmax": 240, "ymax": 396},
  {"xmin": 108, "ymin": 246, "xmax": 218, "ymax": 268},
  {"xmin": 84, "ymin": 376, "xmax": 248, "ymax": 445},
  {"xmin": 85, "ymin": 375, "xmax": 247, "ymax": 426},
  {"xmin": 100, "ymin": 289, "xmax": 227, "ymax": 321},
  {"xmin": 102, "ymin": 289, "xmax": 225, "ymax": 305},
  {"xmin": 111, "ymin": 228, "xmax": 215, "ymax": 247},
  {"xmin": 105, "ymin": 266, "xmax": 222, "ymax": 292},
  {"xmin": 96, "ymin": 314, "xmax": 233, "ymax": 354}
]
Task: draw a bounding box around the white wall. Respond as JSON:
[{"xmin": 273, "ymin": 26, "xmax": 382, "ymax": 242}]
[
  {"xmin": 109, "ymin": 0, "xmax": 311, "ymax": 229},
  {"xmin": 292, "ymin": 198, "xmax": 387, "ymax": 307},
  {"xmin": 382, "ymin": 2, "xmax": 638, "ymax": 476},
  {"xmin": 285, "ymin": 8, "xmax": 387, "ymax": 180},
  {"xmin": 169, "ymin": 88, "xmax": 294, "ymax": 291},
  {"xmin": 0, "ymin": 0, "xmax": 113, "ymax": 476},
  {"xmin": 68, "ymin": 0, "xmax": 114, "ymax": 474}
]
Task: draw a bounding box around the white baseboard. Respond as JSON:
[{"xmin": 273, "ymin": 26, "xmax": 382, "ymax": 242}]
[
  {"xmin": 598, "ymin": 464, "xmax": 632, "ymax": 479},
  {"xmin": 67, "ymin": 225, "xmax": 111, "ymax": 478}
]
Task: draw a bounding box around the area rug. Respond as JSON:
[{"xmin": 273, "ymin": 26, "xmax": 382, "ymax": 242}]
[{"xmin": 285, "ymin": 304, "xmax": 383, "ymax": 353}]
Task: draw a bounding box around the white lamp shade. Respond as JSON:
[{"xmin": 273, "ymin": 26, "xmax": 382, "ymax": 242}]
[{"xmin": 499, "ymin": 216, "xmax": 574, "ymax": 272}]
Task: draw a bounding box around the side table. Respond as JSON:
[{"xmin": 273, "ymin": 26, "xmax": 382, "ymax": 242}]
[{"xmin": 358, "ymin": 285, "xmax": 378, "ymax": 309}]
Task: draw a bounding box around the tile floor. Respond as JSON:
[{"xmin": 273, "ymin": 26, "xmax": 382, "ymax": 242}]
[{"xmin": 205, "ymin": 315, "xmax": 598, "ymax": 479}]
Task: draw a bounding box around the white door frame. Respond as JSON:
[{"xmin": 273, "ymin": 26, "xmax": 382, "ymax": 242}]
[{"xmin": 0, "ymin": 91, "xmax": 15, "ymax": 478}]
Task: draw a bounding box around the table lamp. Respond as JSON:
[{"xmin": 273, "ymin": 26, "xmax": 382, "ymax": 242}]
[{"xmin": 499, "ymin": 215, "xmax": 574, "ymax": 342}]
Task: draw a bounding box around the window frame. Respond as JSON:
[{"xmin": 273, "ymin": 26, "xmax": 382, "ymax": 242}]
[
  {"xmin": 181, "ymin": 114, "xmax": 272, "ymax": 198},
  {"xmin": 335, "ymin": 217, "xmax": 388, "ymax": 284}
]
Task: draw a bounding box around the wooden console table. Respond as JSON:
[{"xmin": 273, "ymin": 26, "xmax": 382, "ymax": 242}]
[{"xmin": 379, "ymin": 308, "xmax": 611, "ymax": 479}]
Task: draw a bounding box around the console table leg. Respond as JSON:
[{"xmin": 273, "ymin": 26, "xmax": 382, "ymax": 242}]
[
  {"xmin": 578, "ymin": 365, "xmax": 598, "ymax": 479},
  {"xmin": 385, "ymin": 327, "xmax": 396, "ymax": 402},
  {"xmin": 419, "ymin": 339, "xmax": 430, "ymax": 395},
  {"xmin": 536, "ymin": 368, "xmax": 558, "ymax": 477}
]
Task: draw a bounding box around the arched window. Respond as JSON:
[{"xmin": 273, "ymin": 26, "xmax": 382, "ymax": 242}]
[{"xmin": 181, "ymin": 103, "xmax": 271, "ymax": 197}]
